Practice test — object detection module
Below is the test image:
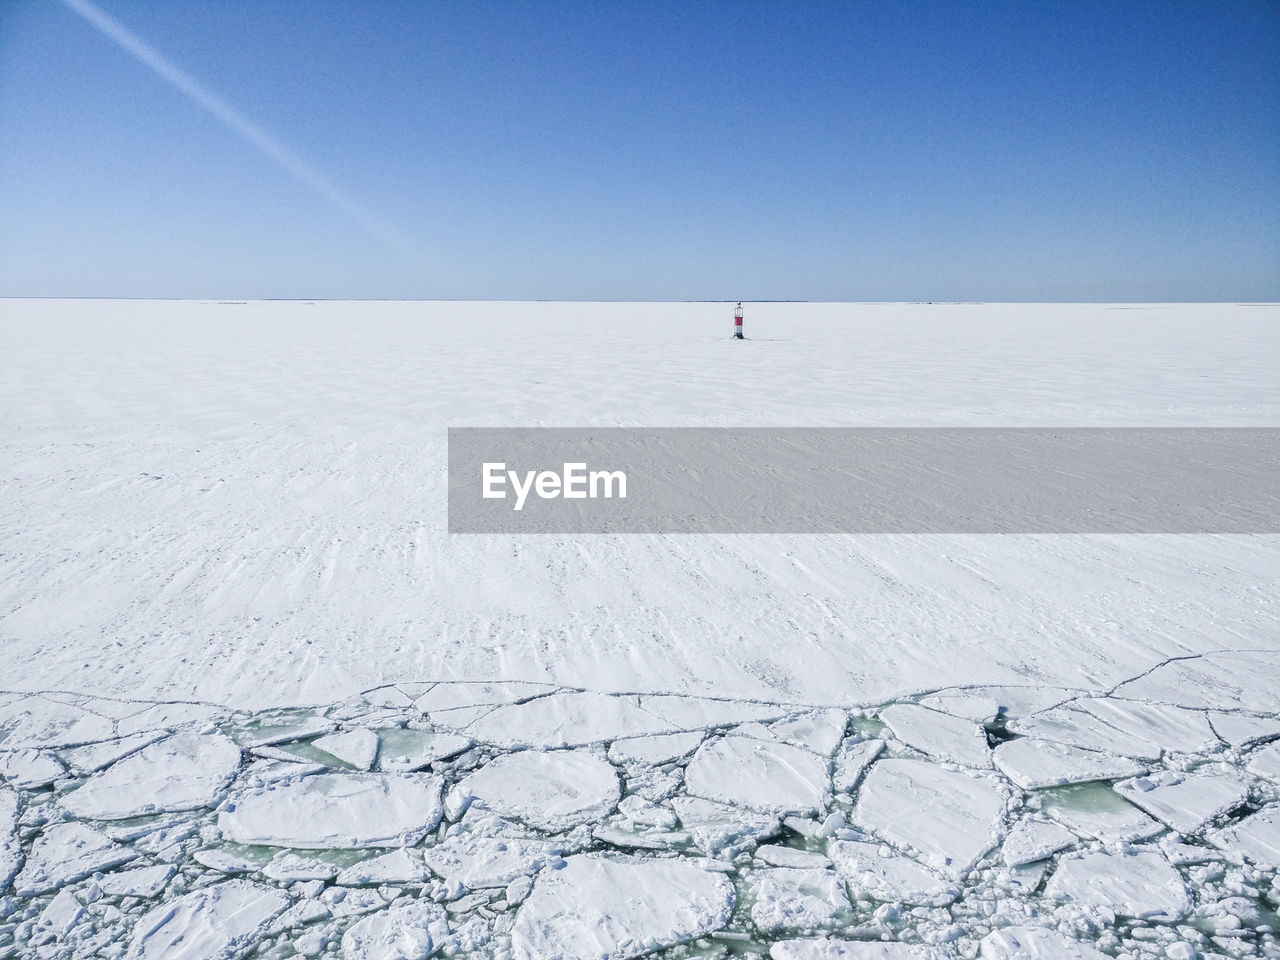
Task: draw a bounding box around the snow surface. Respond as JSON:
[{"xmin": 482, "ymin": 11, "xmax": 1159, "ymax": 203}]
[{"xmin": 4, "ymin": 301, "xmax": 1278, "ymax": 710}]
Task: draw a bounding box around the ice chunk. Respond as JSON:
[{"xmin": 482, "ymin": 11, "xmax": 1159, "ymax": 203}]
[
  {"xmin": 262, "ymin": 851, "xmax": 338, "ymax": 882},
  {"xmin": 337, "ymin": 848, "xmax": 427, "ymax": 885},
  {"xmin": 1008, "ymin": 707, "xmax": 1157, "ymax": 759},
  {"xmin": 62, "ymin": 731, "xmax": 241, "ymax": 820},
  {"xmin": 879, "ymin": 704, "xmax": 991, "ymax": 767},
  {"xmin": 999, "ymin": 817, "xmax": 1075, "ymax": 867},
  {"xmin": 1246, "ymin": 741, "xmax": 1280, "ymax": 782},
  {"xmin": 755, "ymin": 845, "xmax": 831, "ymax": 869},
  {"xmin": 193, "ymin": 847, "xmax": 261, "ymax": 874},
  {"xmin": 1113, "ymin": 766, "xmax": 1251, "ymax": 833},
  {"xmin": 454, "ymin": 749, "xmax": 619, "ymax": 831},
  {"xmin": 993, "ymin": 738, "xmax": 1144, "ymax": 789},
  {"xmin": 219, "ymin": 772, "xmax": 443, "ymax": 848},
  {"xmin": 312, "ymin": 728, "xmax": 379, "ymax": 770},
  {"xmin": 0, "ymin": 748, "xmax": 64, "ymax": 789},
  {"xmin": 769, "ymin": 709, "xmax": 850, "ymax": 757},
  {"xmin": 467, "ymin": 692, "xmax": 678, "ymax": 748},
  {"xmin": 15, "ymin": 822, "xmax": 137, "ymax": 895},
  {"xmin": 423, "ymin": 835, "xmax": 559, "ymax": 889},
  {"xmin": 607, "ymin": 731, "xmax": 704, "ymax": 766},
  {"xmin": 685, "ymin": 735, "xmax": 830, "ymax": 816},
  {"xmin": 1045, "ymin": 849, "xmax": 1191, "ymax": 921},
  {"xmin": 617, "ymin": 794, "xmax": 678, "ymax": 829},
  {"xmin": 748, "ymin": 867, "xmax": 851, "ymax": 934},
  {"xmin": 979, "ymin": 926, "xmax": 1109, "ymax": 959},
  {"xmin": 832, "ymin": 738, "xmax": 883, "ymax": 793},
  {"xmin": 97, "ymin": 863, "xmax": 174, "ymax": 898},
  {"xmin": 828, "ymin": 840, "xmax": 959, "ymax": 906},
  {"xmin": 0, "ymin": 788, "xmax": 19, "ymax": 893},
  {"xmin": 852, "ymin": 759, "xmax": 1003, "ymax": 878},
  {"xmin": 1209, "ymin": 801, "xmax": 1280, "ymax": 869},
  {"xmin": 341, "ymin": 899, "xmax": 449, "ymax": 960},
  {"xmin": 125, "ymin": 879, "xmax": 288, "ymax": 959},
  {"xmin": 771, "ymin": 941, "xmax": 945, "ymax": 959},
  {"xmin": 672, "ymin": 795, "xmax": 780, "ymax": 856},
  {"xmin": 511, "ymin": 853, "xmax": 735, "ymax": 960},
  {"xmin": 36, "ymin": 888, "xmax": 84, "ymax": 938}
]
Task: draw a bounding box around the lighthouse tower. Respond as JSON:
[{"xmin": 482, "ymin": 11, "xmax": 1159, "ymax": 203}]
[{"xmin": 733, "ymin": 302, "xmax": 744, "ymax": 339}]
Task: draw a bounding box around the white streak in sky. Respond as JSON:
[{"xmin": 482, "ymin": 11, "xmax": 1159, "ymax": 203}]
[{"xmin": 60, "ymin": 0, "xmax": 432, "ymax": 266}]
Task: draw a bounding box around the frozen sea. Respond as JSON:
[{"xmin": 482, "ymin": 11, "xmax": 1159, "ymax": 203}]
[{"xmin": 1, "ymin": 299, "xmax": 1278, "ymax": 959}]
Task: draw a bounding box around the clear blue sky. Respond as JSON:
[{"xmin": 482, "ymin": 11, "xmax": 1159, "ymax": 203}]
[{"xmin": 1, "ymin": 0, "xmax": 1277, "ymax": 300}]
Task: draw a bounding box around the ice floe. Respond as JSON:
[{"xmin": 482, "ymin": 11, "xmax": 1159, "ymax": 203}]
[
  {"xmin": 685, "ymin": 735, "xmax": 831, "ymax": 815},
  {"xmin": 219, "ymin": 772, "xmax": 443, "ymax": 847},
  {"xmin": 341, "ymin": 899, "xmax": 449, "ymax": 960},
  {"xmin": 1210, "ymin": 801, "xmax": 1280, "ymax": 868},
  {"xmin": 1045, "ymin": 849, "xmax": 1192, "ymax": 921},
  {"xmin": 313, "ymin": 727, "xmax": 380, "ymax": 770},
  {"xmin": 992, "ymin": 737, "xmax": 1145, "ymax": 789},
  {"xmin": 979, "ymin": 926, "xmax": 1109, "ymax": 959},
  {"xmin": 423, "ymin": 834, "xmax": 560, "ymax": 889},
  {"xmin": 828, "ymin": 840, "xmax": 959, "ymax": 906},
  {"xmin": 453, "ymin": 749, "xmax": 619, "ymax": 831},
  {"xmin": 1113, "ymin": 765, "xmax": 1252, "ymax": 834},
  {"xmin": 879, "ymin": 704, "xmax": 992, "ymax": 767},
  {"xmin": 62, "ymin": 730, "xmax": 241, "ymax": 820},
  {"xmin": 126, "ymin": 880, "xmax": 288, "ymax": 959},
  {"xmin": 771, "ymin": 941, "xmax": 944, "ymax": 959},
  {"xmin": 15, "ymin": 822, "xmax": 137, "ymax": 895},
  {"xmin": 998, "ymin": 817, "xmax": 1076, "ymax": 866},
  {"xmin": 748, "ymin": 866, "xmax": 852, "ymax": 933},
  {"xmin": 853, "ymin": 759, "xmax": 1003, "ymax": 878},
  {"xmin": 511, "ymin": 853, "xmax": 735, "ymax": 960}
]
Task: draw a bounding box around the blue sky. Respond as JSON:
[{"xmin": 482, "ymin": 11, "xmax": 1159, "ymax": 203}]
[{"xmin": 1, "ymin": 0, "xmax": 1277, "ymax": 300}]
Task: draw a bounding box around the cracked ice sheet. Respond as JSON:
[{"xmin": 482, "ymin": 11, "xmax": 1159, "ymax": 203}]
[{"xmin": 511, "ymin": 853, "xmax": 735, "ymax": 960}]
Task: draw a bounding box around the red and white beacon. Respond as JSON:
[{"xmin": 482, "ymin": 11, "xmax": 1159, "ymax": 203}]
[{"xmin": 733, "ymin": 302, "xmax": 744, "ymax": 340}]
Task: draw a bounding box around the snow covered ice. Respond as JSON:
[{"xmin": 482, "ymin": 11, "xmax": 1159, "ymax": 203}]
[{"xmin": 2, "ymin": 300, "xmax": 1279, "ymax": 958}]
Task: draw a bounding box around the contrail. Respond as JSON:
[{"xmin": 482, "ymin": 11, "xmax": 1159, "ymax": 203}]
[{"xmin": 60, "ymin": 0, "xmax": 434, "ymax": 267}]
